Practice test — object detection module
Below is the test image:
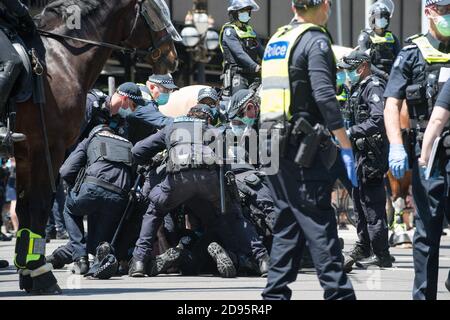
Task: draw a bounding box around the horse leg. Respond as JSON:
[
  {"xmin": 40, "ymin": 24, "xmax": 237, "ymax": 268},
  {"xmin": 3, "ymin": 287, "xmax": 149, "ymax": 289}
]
[{"xmin": 15, "ymin": 142, "xmax": 65, "ymax": 294}]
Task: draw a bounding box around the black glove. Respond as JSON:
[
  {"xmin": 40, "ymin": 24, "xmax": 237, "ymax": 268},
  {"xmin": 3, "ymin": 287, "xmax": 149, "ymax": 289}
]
[{"xmin": 17, "ymin": 14, "xmax": 36, "ymax": 36}]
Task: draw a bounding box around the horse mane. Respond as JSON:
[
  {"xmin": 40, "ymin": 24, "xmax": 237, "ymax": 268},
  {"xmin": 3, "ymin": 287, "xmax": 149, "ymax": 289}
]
[{"xmin": 43, "ymin": 0, "xmax": 102, "ymax": 17}]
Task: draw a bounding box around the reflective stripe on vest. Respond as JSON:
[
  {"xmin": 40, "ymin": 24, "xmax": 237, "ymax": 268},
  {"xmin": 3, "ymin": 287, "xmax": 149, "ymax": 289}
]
[
  {"xmin": 219, "ymin": 23, "xmax": 257, "ymax": 53},
  {"xmin": 260, "ymin": 23, "xmax": 328, "ymax": 122},
  {"xmin": 412, "ymin": 35, "xmax": 450, "ymax": 64},
  {"xmin": 370, "ymin": 31, "xmax": 395, "ymax": 44}
]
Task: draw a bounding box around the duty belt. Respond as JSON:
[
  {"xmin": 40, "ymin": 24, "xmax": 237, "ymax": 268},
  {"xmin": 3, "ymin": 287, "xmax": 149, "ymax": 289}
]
[
  {"xmin": 169, "ymin": 164, "xmax": 216, "ymax": 174},
  {"xmin": 84, "ymin": 176, "xmax": 128, "ymax": 196}
]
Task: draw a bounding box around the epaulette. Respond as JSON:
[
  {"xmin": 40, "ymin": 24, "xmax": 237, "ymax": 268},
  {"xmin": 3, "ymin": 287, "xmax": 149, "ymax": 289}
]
[
  {"xmin": 405, "ymin": 34, "xmax": 423, "ymax": 44},
  {"xmin": 97, "ymin": 130, "xmax": 130, "ymax": 143}
]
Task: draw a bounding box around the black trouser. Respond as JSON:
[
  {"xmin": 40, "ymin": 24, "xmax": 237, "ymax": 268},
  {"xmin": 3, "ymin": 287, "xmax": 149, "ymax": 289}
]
[
  {"xmin": 0, "ymin": 27, "xmax": 23, "ymax": 112},
  {"xmin": 262, "ymin": 156, "xmax": 355, "ymax": 300},
  {"xmin": 133, "ymin": 169, "xmax": 246, "ymax": 263},
  {"xmin": 411, "ymin": 147, "xmax": 449, "ymax": 300},
  {"xmin": 352, "ymin": 173, "xmax": 389, "ymax": 256},
  {"xmin": 64, "ymin": 183, "xmax": 127, "ymax": 260}
]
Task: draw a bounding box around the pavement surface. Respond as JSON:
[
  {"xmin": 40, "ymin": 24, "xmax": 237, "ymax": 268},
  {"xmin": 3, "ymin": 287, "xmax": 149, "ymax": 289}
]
[{"xmin": 0, "ymin": 227, "xmax": 449, "ymax": 300}]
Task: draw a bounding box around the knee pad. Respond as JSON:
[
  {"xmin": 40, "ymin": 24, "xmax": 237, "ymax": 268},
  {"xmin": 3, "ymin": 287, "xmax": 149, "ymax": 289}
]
[{"xmin": 14, "ymin": 229, "xmax": 46, "ymax": 269}]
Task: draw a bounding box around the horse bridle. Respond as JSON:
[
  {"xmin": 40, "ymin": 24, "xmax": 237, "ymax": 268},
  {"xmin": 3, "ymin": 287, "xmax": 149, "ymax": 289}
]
[{"xmin": 38, "ymin": 0, "xmax": 172, "ymax": 60}]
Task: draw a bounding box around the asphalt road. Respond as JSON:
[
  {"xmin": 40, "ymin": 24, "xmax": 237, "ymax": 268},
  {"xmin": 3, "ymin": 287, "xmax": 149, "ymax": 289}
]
[{"xmin": 0, "ymin": 228, "xmax": 449, "ymax": 300}]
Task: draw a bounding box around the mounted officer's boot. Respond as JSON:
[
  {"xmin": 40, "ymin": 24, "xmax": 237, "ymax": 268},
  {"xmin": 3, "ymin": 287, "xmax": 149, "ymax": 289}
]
[
  {"xmin": 343, "ymin": 242, "xmax": 371, "ymax": 272},
  {"xmin": 356, "ymin": 250, "xmax": 393, "ymax": 269},
  {"xmin": 0, "ymin": 61, "xmax": 26, "ymax": 154}
]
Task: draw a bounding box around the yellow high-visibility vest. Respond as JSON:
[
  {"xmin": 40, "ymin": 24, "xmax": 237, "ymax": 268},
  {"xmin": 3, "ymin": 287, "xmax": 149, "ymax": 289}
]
[
  {"xmin": 260, "ymin": 23, "xmax": 328, "ymax": 122},
  {"xmin": 370, "ymin": 31, "xmax": 395, "ymax": 44},
  {"xmin": 410, "ymin": 34, "xmax": 450, "ymax": 64},
  {"xmin": 219, "ymin": 22, "xmax": 257, "ymax": 53}
]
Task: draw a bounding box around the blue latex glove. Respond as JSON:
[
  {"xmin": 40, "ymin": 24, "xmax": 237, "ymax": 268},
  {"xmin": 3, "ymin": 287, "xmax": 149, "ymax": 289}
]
[
  {"xmin": 341, "ymin": 148, "xmax": 358, "ymax": 188},
  {"xmin": 389, "ymin": 144, "xmax": 408, "ymax": 179}
]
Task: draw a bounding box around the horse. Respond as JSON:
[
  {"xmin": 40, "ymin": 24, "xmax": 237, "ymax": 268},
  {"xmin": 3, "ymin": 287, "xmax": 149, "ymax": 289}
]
[
  {"xmin": 159, "ymin": 85, "xmax": 209, "ymax": 117},
  {"xmin": 13, "ymin": 0, "xmax": 179, "ymax": 293}
]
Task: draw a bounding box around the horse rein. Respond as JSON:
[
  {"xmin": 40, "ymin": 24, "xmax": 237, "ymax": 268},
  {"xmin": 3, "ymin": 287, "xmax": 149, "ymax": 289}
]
[{"xmin": 37, "ymin": 0, "xmax": 172, "ymax": 60}]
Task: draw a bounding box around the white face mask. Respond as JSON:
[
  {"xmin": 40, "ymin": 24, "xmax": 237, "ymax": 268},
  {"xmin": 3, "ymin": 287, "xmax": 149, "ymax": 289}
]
[{"xmin": 374, "ymin": 17, "xmax": 389, "ymax": 29}]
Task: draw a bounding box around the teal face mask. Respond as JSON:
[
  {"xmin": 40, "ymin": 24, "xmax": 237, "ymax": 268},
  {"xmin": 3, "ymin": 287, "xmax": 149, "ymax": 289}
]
[
  {"xmin": 336, "ymin": 72, "xmax": 346, "ymax": 87},
  {"xmin": 347, "ymin": 69, "xmax": 361, "ymax": 85},
  {"xmin": 434, "ymin": 14, "xmax": 450, "ymax": 37},
  {"xmin": 156, "ymin": 93, "xmax": 170, "ymax": 106},
  {"xmin": 236, "ymin": 116, "xmax": 256, "ymax": 127},
  {"xmin": 118, "ymin": 108, "xmax": 133, "ymax": 119}
]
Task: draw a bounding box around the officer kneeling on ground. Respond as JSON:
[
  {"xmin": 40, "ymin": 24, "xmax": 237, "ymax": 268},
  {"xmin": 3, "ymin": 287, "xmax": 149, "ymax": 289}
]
[
  {"xmin": 47, "ymin": 83, "xmax": 139, "ymax": 275},
  {"xmin": 338, "ymin": 51, "xmax": 393, "ymax": 270},
  {"xmin": 129, "ymin": 105, "xmax": 251, "ymax": 278},
  {"xmin": 220, "ymin": 0, "xmax": 265, "ymax": 96}
]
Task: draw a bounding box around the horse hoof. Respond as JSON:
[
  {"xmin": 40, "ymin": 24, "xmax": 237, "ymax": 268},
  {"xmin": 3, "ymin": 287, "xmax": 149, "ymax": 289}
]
[
  {"xmin": 19, "ymin": 274, "xmax": 33, "ymax": 293},
  {"xmin": 31, "ymin": 283, "xmax": 62, "ymax": 295}
]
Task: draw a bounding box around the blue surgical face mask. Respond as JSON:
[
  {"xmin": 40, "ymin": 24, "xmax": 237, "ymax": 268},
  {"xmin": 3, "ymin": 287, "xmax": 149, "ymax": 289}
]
[
  {"xmin": 347, "ymin": 69, "xmax": 361, "ymax": 85},
  {"xmin": 238, "ymin": 11, "xmax": 251, "ymax": 23},
  {"xmin": 156, "ymin": 93, "xmax": 170, "ymax": 106},
  {"xmin": 434, "ymin": 14, "xmax": 450, "ymax": 37},
  {"xmin": 336, "ymin": 71, "xmax": 346, "ymax": 87},
  {"xmin": 118, "ymin": 108, "xmax": 133, "ymax": 118},
  {"xmin": 374, "ymin": 17, "xmax": 389, "ymax": 29}
]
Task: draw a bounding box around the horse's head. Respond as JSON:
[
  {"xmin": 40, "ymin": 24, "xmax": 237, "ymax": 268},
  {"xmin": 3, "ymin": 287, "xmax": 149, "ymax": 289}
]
[{"xmin": 122, "ymin": 0, "xmax": 181, "ymax": 74}]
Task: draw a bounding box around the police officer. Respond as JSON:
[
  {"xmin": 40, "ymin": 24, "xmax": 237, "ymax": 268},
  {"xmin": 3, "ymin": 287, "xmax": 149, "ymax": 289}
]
[
  {"xmin": 129, "ymin": 105, "xmax": 255, "ymax": 278},
  {"xmin": 357, "ymin": 0, "xmax": 400, "ymax": 77},
  {"xmin": 260, "ymin": 0, "xmax": 357, "ymax": 300},
  {"xmin": 197, "ymin": 87, "xmax": 228, "ymax": 125},
  {"xmin": 219, "ymin": 0, "xmax": 264, "ymax": 96},
  {"xmin": 418, "ymin": 77, "xmax": 450, "ymax": 293},
  {"xmin": 384, "ymin": 0, "xmax": 450, "ymax": 300},
  {"xmin": 47, "ymin": 83, "xmax": 140, "ymax": 274},
  {"xmin": 0, "ymin": 0, "xmax": 34, "ymax": 144},
  {"xmin": 338, "ymin": 51, "xmax": 392, "ymax": 269},
  {"xmin": 126, "ymin": 74, "xmax": 175, "ymax": 144}
]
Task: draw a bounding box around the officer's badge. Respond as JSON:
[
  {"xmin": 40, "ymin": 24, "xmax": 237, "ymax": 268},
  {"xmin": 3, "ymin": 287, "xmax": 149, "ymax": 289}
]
[
  {"xmin": 317, "ymin": 40, "xmax": 330, "ymax": 53},
  {"xmin": 226, "ymin": 29, "xmax": 232, "ymax": 37},
  {"xmin": 371, "ymin": 94, "xmax": 381, "ymax": 103},
  {"xmin": 393, "ymin": 56, "xmax": 403, "ymax": 68}
]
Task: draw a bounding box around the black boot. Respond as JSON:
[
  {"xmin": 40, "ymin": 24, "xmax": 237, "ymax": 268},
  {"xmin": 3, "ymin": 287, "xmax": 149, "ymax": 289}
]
[
  {"xmin": 56, "ymin": 230, "xmax": 69, "ymax": 240},
  {"xmin": 207, "ymin": 242, "xmax": 236, "ymax": 278},
  {"xmin": 46, "ymin": 246, "xmax": 73, "ymax": 269},
  {"xmin": 128, "ymin": 257, "xmax": 146, "ymax": 277},
  {"xmin": 343, "ymin": 242, "xmax": 371, "ymax": 272},
  {"xmin": 152, "ymin": 246, "xmax": 184, "ymax": 276},
  {"xmin": 356, "ymin": 251, "xmax": 393, "ymax": 269},
  {"xmin": 0, "ymin": 259, "xmax": 8, "ymax": 268},
  {"xmin": 72, "ymin": 256, "xmax": 89, "ymax": 275}
]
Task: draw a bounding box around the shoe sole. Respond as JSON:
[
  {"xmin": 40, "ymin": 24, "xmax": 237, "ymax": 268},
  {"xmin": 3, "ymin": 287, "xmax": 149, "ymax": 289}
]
[
  {"xmin": 207, "ymin": 243, "xmax": 236, "ymax": 278},
  {"xmin": 156, "ymin": 248, "xmax": 182, "ymax": 274},
  {"xmin": 129, "ymin": 271, "xmax": 146, "ymax": 277}
]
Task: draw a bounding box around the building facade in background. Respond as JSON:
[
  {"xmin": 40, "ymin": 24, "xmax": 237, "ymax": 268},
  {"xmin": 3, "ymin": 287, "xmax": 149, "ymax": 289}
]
[{"xmin": 26, "ymin": 0, "xmax": 426, "ymax": 86}]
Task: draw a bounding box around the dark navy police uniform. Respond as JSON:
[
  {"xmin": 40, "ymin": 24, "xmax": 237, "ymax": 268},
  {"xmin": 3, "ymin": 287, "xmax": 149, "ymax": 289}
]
[
  {"xmin": 261, "ymin": 21, "xmax": 355, "ymax": 300},
  {"xmin": 348, "ymin": 75, "xmax": 390, "ymax": 258},
  {"xmin": 384, "ymin": 32, "xmax": 450, "ymax": 300},
  {"xmin": 60, "ymin": 126, "xmax": 133, "ymax": 261}
]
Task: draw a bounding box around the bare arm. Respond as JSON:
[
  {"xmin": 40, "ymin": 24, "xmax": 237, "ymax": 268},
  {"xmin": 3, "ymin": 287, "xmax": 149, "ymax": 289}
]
[
  {"xmin": 419, "ymin": 106, "xmax": 450, "ymax": 165},
  {"xmin": 384, "ymin": 97, "xmax": 404, "ymax": 145},
  {"xmin": 333, "ymin": 128, "xmax": 352, "ymax": 149}
]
